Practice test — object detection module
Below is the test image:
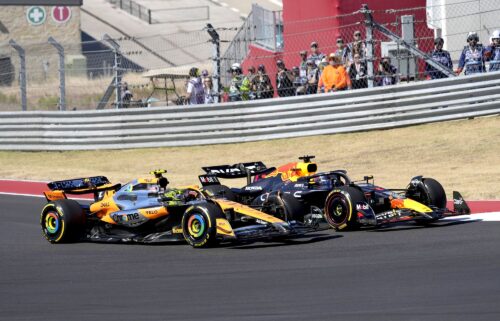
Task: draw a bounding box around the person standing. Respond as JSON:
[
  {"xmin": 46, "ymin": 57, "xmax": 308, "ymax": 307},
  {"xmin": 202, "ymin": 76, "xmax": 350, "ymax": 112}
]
[
  {"xmin": 334, "ymin": 37, "xmax": 351, "ymax": 67},
  {"xmin": 305, "ymin": 59, "xmax": 319, "ymax": 95},
  {"xmin": 485, "ymin": 30, "xmax": 500, "ymax": 72},
  {"xmin": 425, "ymin": 37, "xmax": 453, "ymax": 79},
  {"xmin": 348, "ymin": 30, "xmax": 367, "ymax": 62},
  {"xmin": 228, "ymin": 63, "xmax": 243, "ymax": 102},
  {"xmin": 318, "ymin": 54, "xmax": 350, "ymax": 93},
  {"xmin": 276, "ymin": 60, "xmax": 294, "ymax": 97},
  {"xmin": 457, "ymin": 32, "xmax": 486, "ymax": 75},
  {"xmin": 307, "ymin": 41, "xmax": 326, "ymax": 67},
  {"xmin": 253, "ymin": 64, "xmax": 274, "ymax": 99},
  {"xmin": 186, "ymin": 67, "xmax": 204, "ymax": 105},
  {"xmin": 348, "ymin": 53, "xmax": 368, "ymax": 89},
  {"xmin": 240, "ymin": 66, "xmax": 256, "ymax": 100}
]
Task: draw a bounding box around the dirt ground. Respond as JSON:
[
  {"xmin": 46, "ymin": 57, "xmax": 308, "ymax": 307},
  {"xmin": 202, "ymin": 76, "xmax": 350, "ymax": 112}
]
[{"xmin": 0, "ymin": 116, "xmax": 499, "ymax": 199}]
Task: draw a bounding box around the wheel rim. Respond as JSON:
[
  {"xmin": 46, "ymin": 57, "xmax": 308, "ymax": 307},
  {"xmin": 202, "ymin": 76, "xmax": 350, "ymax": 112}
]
[
  {"xmin": 44, "ymin": 212, "xmax": 60, "ymax": 234},
  {"xmin": 187, "ymin": 214, "xmax": 206, "ymax": 239},
  {"xmin": 327, "ymin": 195, "xmax": 349, "ymax": 226}
]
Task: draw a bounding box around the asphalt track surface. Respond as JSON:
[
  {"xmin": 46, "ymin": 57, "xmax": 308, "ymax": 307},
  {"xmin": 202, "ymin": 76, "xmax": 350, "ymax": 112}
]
[{"xmin": 2, "ymin": 195, "xmax": 500, "ymax": 321}]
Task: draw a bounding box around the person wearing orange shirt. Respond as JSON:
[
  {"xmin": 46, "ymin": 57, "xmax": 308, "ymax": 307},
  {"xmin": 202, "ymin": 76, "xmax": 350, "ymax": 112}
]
[{"xmin": 317, "ymin": 53, "xmax": 351, "ymax": 93}]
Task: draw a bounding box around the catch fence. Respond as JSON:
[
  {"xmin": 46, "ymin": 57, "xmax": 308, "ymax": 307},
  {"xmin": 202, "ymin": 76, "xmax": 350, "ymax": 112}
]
[{"xmin": 1, "ymin": 2, "xmax": 499, "ymax": 111}]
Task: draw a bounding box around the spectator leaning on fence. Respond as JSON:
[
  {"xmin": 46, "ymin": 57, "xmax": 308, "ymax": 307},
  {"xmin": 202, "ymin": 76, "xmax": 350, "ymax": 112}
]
[
  {"xmin": 253, "ymin": 64, "xmax": 274, "ymax": 99},
  {"xmin": 318, "ymin": 53, "xmax": 350, "ymax": 93},
  {"xmin": 348, "ymin": 53, "xmax": 368, "ymax": 89},
  {"xmin": 425, "ymin": 37, "xmax": 453, "ymax": 80},
  {"xmin": 457, "ymin": 32, "xmax": 486, "ymax": 75},
  {"xmin": 228, "ymin": 63, "xmax": 243, "ymax": 102},
  {"xmin": 308, "ymin": 41, "xmax": 326, "ymax": 67},
  {"xmin": 186, "ymin": 67, "xmax": 204, "ymax": 105},
  {"xmin": 276, "ymin": 60, "xmax": 294, "ymax": 97},
  {"xmin": 485, "ymin": 30, "xmax": 500, "ymax": 72},
  {"xmin": 376, "ymin": 57, "xmax": 398, "ymax": 86}
]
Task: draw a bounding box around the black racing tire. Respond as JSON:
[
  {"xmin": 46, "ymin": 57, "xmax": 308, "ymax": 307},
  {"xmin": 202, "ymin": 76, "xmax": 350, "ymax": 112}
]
[
  {"xmin": 261, "ymin": 193, "xmax": 306, "ymax": 222},
  {"xmin": 203, "ymin": 185, "xmax": 236, "ymax": 201},
  {"xmin": 182, "ymin": 202, "xmax": 224, "ymax": 248},
  {"xmin": 407, "ymin": 178, "xmax": 447, "ymax": 209},
  {"xmin": 407, "ymin": 178, "xmax": 447, "ymax": 225},
  {"xmin": 324, "ymin": 186, "xmax": 366, "ymax": 231},
  {"xmin": 40, "ymin": 199, "xmax": 86, "ymax": 243}
]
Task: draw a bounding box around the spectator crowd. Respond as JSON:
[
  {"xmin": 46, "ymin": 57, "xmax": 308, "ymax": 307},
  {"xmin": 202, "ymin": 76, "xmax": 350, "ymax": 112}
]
[{"xmin": 183, "ymin": 29, "xmax": 500, "ymax": 105}]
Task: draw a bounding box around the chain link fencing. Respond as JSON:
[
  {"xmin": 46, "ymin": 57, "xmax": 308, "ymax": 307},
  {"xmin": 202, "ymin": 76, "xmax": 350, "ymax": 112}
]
[{"xmin": 1, "ymin": 1, "xmax": 499, "ymax": 111}]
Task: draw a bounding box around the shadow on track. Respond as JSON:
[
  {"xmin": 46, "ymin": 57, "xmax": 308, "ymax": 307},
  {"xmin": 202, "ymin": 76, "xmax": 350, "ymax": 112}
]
[
  {"xmin": 366, "ymin": 218, "xmax": 480, "ymax": 233},
  {"xmin": 223, "ymin": 233, "xmax": 343, "ymax": 250}
]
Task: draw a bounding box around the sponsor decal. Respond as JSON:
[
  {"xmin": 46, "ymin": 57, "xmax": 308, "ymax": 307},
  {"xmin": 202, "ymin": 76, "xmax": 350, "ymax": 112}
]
[
  {"xmin": 293, "ymin": 191, "xmax": 302, "ymax": 198},
  {"xmin": 100, "ymin": 202, "xmax": 110, "ymax": 208},
  {"xmin": 145, "ymin": 209, "xmax": 158, "ymax": 215},
  {"xmin": 244, "ymin": 186, "xmax": 262, "ymax": 191},
  {"xmin": 356, "ymin": 203, "xmax": 369, "ymax": 210},
  {"xmin": 454, "ymin": 198, "xmax": 464, "ymax": 205}
]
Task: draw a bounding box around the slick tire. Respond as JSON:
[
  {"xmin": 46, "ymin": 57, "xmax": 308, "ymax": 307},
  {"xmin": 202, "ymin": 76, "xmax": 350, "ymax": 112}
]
[
  {"xmin": 408, "ymin": 178, "xmax": 447, "ymax": 225},
  {"xmin": 40, "ymin": 199, "xmax": 86, "ymax": 243},
  {"xmin": 324, "ymin": 186, "xmax": 366, "ymax": 231},
  {"xmin": 261, "ymin": 193, "xmax": 306, "ymax": 222},
  {"xmin": 182, "ymin": 202, "xmax": 224, "ymax": 248},
  {"xmin": 203, "ymin": 185, "xmax": 236, "ymax": 201}
]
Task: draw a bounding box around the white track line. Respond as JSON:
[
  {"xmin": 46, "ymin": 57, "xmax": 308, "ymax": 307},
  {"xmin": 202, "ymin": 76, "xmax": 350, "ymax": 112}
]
[{"xmin": 441, "ymin": 212, "xmax": 500, "ymax": 222}]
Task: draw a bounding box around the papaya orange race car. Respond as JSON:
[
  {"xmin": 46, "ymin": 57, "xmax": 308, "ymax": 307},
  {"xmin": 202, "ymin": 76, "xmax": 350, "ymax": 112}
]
[{"xmin": 40, "ymin": 170, "xmax": 318, "ymax": 248}]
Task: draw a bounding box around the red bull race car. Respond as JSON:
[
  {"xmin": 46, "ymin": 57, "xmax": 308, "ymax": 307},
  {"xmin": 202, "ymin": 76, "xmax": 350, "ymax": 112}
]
[{"xmin": 201, "ymin": 156, "xmax": 470, "ymax": 230}]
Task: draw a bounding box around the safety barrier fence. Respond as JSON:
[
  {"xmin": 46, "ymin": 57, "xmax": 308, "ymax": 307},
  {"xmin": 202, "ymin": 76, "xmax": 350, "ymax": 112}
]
[{"xmin": 0, "ymin": 72, "xmax": 499, "ymax": 151}]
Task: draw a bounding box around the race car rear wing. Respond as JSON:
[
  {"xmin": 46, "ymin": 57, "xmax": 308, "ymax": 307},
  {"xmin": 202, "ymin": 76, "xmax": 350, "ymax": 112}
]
[
  {"xmin": 46, "ymin": 176, "xmax": 121, "ymax": 196},
  {"xmin": 202, "ymin": 162, "xmax": 274, "ymax": 179},
  {"xmin": 202, "ymin": 162, "xmax": 275, "ymax": 185}
]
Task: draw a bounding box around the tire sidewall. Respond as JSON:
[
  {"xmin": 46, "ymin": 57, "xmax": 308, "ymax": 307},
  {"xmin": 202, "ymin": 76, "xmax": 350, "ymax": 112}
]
[
  {"xmin": 182, "ymin": 203, "xmax": 220, "ymax": 248},
  {"xmin": 40, "ymin": 199, "xmax": 85, "ymax": 243},
  {"xmin": 324, "ymin": 186, "xmax": 365, "ymax": 230}
]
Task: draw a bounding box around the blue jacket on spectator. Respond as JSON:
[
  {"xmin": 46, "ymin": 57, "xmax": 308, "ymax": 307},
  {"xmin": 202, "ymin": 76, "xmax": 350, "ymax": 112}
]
[
  {"xmin": 458, "ymin": 45, "xmax": 486, "ymax": 75},
  {"xmin": 485, "ymin": 45, "xmax": 500, "ymax": 72},
  {"xmin": 425, "ymin": 50, "xmax": 453, "ymax": 79}
]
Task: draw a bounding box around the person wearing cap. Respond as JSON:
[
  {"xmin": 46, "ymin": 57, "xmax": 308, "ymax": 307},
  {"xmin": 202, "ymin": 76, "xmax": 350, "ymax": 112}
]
[
  {"xmin": 305, "ymin": 59, "xmax": 319, "ymax": 95},
  {"xmin": 425, "ymin": 37, "xmax": 453, "ymax": 79},
  {"xmin": 485, "ymin": 30, "xmax": 500, "ymax": 71},
  {"xmin": 457, "ymin": 32, "xmax": 486, "ymax": 75},
  {"xmin": 253, "ymin": 64, "xmax": 274, "ymax": 99},
  {"xmin": 348, "ymin": 30, "xmax": 367, "ymax": 62},
  {"xmin": 240, "ymin": 66, "xmax": 256, "ymax": 100},
  {"xmin": 307, "ymin": 41, "xmax": 326, "ymax": 67},
  {"xmin": 317, "ymin": 53, "xmax": 351, "ymax": 93},
  {"xmin": 334, "ymin": 37, "xmax": 351, "ymax": 67},
  {"xmin": 276, "ymin": 60, "xmax": 294, "ymax": 97},
  {"xmin": 228, "ymin": 63, "xmax": 243, "ymax": 101}
]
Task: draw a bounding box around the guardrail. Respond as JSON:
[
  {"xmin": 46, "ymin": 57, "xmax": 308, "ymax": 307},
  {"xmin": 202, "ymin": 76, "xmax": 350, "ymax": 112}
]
[{"xmin": 0, "ymin": 72, "xmax": 499, "ymax": 151}]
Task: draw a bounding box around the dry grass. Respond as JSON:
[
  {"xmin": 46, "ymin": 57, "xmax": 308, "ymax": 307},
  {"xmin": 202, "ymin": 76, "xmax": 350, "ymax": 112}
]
[{"xmin": 0, "ymin": 116, "xmax": 499, "ymax": 199}]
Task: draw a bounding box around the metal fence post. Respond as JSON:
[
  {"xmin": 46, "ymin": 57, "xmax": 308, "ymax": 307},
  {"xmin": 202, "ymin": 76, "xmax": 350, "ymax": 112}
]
[
  {"xmin": 48, "ymin": 37, "xmax": 66, "ymax": 111},
  {"xmin": 8, "ymin": 39, "xmax": 27, "ymax": 111},
  {"xmin": 103, "ymin": 34, "xmax": 122, "ymax": 109},
  {"xmin": 206, "ymin": 23, "xmax": 220, "ymax": 103},
  {"xmin": 361, "ymin": 4, "xmax": 375, "ymax": 88}
]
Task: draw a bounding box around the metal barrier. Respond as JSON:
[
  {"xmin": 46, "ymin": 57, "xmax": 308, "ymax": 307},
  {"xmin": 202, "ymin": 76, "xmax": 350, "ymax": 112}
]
[{"xmin": 0, "ymin": 72, "xmax": 499, "ymax": 151}]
